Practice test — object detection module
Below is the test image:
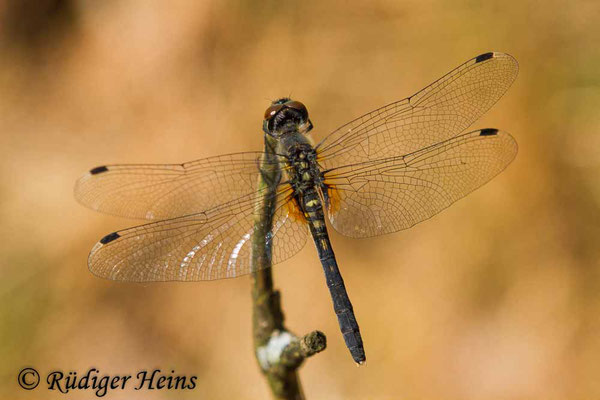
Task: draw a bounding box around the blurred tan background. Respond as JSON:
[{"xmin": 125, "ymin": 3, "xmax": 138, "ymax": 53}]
[{"xmin": 1, "ymin": 0, "xmax": 599, "ymax": 399}]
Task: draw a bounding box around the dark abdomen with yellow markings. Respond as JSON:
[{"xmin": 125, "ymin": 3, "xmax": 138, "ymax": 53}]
[{"xmin": 286, "ymin": 143, "xmax": 366, "ymax": 364}]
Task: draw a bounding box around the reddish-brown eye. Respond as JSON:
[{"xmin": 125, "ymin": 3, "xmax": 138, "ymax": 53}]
[
  {"xmin": 285, "ymin": 101, "xmax": 308, "ymax": 115},
  {"xmin": 264, "ymin": 104, "xmax": 283, "ymax": 120}
]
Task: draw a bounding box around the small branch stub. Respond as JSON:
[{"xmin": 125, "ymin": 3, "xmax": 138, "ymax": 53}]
[
  {"xmin": 279, "ymin": 330, "xmax": 327, "ymax": 369},
  {"xmin": 257, "ymin": 330, "xmax": 326, "ymax": 371}
]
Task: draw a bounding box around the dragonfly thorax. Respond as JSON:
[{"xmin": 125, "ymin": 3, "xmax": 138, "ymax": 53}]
[{"xmin": 286, "ymin": 144, "xmax": 323, "ymax": 196}]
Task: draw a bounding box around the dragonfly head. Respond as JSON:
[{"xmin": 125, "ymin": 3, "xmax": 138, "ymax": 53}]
[{"xmin": 263, "ymin": 98, "xmax": 313, "ymax": 137}]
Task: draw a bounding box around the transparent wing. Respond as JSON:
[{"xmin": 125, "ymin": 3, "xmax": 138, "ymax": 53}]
[
  {"xmin": 74, "ymin": 152, "xmax": 286, "ymax": 220},
  {"xmin": 316, "ymin": 52, "xmax": 518, "ymax": 169},
  {"xmin": 323, "ymin": 129, "xmax": 517, "ymax": 238},
  {"xmin": 88, "ymin": 186, "xmax": 309, "ymax": 281}
]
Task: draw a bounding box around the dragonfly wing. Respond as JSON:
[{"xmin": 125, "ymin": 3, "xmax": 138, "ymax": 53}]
[
  {"xmin": 316, "ymin": 52, "xmax": 518, "ymax": 169},
  {"xmin": 323, "ymin": 129, "xmax": 517, "ymax": 238},
  {"xmin": 74, "ymin": 151, "xmax": 285, "ymax": 220},
  {"xmin": 88, "ymin": 186, "xmax": 308, "ymax": 281}
]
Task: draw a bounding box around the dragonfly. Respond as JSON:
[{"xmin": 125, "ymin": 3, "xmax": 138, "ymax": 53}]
[{"xmin": 75, "ymin": 52, "xmax": 518, "ymax": 365}]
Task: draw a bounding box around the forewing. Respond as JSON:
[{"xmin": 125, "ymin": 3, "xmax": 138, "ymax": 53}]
[
  {"xmin": 74, "ymin": 152, "xmax": 284, "ymax": 220},
  {"xmin": 316, "ymin": 52, "xmax": 518, "ymax": 169},
  {"xmin": 88, "ymin": 186, "xmax": 308, "ymax": 281},
  {"xmin": 324, "ymin": 129, "xmax": 517, "ymax": 238}
]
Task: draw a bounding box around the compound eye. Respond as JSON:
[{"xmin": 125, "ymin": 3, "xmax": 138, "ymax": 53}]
[
  {"xmin": 264, "ymin": 104, "xmax": 283, "ymax": 120},
  {"xmin": 285, "ymin": 101, "xmax": 308, "ymax": 118}
]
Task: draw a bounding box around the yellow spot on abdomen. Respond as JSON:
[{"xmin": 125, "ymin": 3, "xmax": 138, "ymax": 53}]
[
  {"xmin": 320, "ymin": 238, "xmax": 329, "ymax": 251},
  {"xmin": 306, "ymin": 198, "xmax": 319, "ymax": 207}
]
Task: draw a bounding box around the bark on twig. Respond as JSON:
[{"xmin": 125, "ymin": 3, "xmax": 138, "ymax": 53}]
[{"xmin": 251, "ymin": 134, "xmax": 326, "ymax": 400}]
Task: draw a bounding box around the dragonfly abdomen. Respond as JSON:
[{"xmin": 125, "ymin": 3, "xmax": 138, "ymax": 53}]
[
  {"xmin": 300, "ymin": 189, "xmax": 366, "ymax": 364},
  {"xmin": 286, "ymin": 144, "xmax": 366, "ymax": 363}
]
